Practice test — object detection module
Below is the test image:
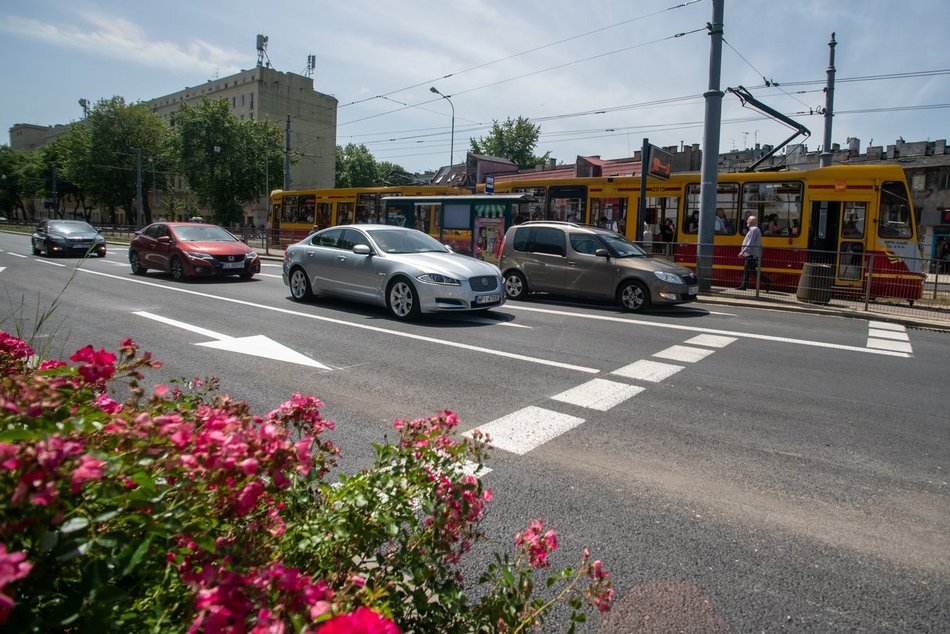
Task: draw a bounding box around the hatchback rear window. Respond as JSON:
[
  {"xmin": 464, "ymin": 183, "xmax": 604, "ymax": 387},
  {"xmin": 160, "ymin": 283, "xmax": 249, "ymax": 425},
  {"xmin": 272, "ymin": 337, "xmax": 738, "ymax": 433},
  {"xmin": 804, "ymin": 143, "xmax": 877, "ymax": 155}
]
[{"xmin": 512, "ymin": 227, "xmax": 565, "ymax": 256}]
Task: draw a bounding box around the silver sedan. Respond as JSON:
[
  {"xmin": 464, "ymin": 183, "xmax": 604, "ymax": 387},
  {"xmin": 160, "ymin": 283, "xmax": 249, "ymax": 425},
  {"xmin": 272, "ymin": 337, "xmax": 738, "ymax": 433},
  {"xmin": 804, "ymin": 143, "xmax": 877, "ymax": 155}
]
[{"xmin": 282, "ymin": 224, "xmax": 505, "ymax": 320}]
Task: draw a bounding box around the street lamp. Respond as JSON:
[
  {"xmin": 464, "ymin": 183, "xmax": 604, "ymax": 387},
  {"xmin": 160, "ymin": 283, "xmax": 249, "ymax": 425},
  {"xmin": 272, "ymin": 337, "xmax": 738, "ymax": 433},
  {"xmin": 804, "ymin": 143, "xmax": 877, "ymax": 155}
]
[{"xmin": 429, "ymin": 87, "xmax": 455, "ymax": 169}]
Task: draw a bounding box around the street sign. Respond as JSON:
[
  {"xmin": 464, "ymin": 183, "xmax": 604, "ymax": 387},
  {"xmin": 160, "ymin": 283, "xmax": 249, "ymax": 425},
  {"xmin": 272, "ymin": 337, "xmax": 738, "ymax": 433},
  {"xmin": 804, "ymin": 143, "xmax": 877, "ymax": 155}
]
[
  {"xmin": 648, "ymin": 145, "xmax": 673, "ymax": 180},
  {"xmin": 485, "ymin": 174, "xmax": 495, "ymax": 194}
]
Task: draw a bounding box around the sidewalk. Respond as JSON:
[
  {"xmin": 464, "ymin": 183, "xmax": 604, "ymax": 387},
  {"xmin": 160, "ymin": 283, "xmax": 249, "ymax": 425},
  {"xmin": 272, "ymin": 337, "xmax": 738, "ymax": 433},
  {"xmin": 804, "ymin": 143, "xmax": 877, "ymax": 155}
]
[{"xmin": 259, "ymin": 248, "xmax": 950, "ymax": 332}]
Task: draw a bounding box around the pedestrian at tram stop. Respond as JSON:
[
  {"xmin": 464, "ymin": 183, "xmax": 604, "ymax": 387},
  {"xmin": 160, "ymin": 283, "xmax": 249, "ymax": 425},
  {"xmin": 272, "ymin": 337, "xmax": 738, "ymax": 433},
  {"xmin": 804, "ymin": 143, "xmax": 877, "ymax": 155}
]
[
  {"xmin": 738, "ymin": 215, "xmax": 772, "ymax": 291},
  {"xmin": 641, "ymin": 222, "xmax": 653, "ymax": 246}
]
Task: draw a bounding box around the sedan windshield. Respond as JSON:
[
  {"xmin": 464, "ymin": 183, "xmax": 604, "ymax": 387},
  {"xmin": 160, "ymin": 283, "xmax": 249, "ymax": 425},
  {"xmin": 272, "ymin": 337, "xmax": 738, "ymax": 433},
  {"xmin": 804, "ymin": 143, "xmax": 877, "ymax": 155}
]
[
  {"xmin": 49, "ymin": 221, "xmax": 96, "ymax": 235},
  {"xmin": 598, "ymin": 233, "xmax": 647, "ymax": 257},
  {"xmin": 174, "ymin": 225, "xmax": 239, "ymax": 242},
  {"xmin": 367, "ymin": 228, "xmax": 448, "ymax": 254}
]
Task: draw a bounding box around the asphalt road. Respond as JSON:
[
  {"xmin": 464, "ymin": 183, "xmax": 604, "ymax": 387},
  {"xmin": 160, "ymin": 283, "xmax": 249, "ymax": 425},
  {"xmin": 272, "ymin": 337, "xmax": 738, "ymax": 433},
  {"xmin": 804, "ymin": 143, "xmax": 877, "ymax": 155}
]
[{"xmin": 1, "ymin": 234, "xmax": 947, "ymax": 632}]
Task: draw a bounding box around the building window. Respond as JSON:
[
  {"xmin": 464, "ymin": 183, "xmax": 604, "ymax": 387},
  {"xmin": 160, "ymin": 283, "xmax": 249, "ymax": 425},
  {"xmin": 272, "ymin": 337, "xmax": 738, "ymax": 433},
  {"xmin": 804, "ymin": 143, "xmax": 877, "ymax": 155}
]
[
  {"xmin": 241, "ymin": 94, "xmax": 245, "ymax": 107},
  {"xmin": 249, "ymin": 93, "xmax": 254, "ymax": 110}
]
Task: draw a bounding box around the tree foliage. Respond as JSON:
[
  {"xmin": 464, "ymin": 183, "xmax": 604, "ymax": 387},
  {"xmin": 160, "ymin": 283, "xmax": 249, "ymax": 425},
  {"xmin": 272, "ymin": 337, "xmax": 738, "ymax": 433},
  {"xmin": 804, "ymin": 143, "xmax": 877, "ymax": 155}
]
[
  {"xmin": 76, "ymin": 97, "xmax": 172, "ymax": 225},
  {"xmin": 335, "ymin": 143, "xmax": 380, "ymax": 188},
  {"xmin": 469, "ymin": 116, "xmax": 549, "ymax": 169},
  {"xmin": 174, "ymin": 98, "xmax": 283, "ymax": 226}
]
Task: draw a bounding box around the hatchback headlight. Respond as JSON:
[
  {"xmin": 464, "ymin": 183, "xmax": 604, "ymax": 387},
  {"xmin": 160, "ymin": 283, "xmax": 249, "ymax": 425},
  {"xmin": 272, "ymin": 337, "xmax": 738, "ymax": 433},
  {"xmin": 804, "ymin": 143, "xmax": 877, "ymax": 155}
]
[
  {"xmin": 246, "ymin": 251, "xmax": 258, "ymax": 260},
  {"xmin": 653, "ymin": 271, "xmax": 683, "ymax": 284},
  {"xmin": 184, "ymin": 251, "xmax": 215, "ymax": 261},
  {"xmin": 416, "ymin": 273, "xmax": 461, "ymax": 286}
]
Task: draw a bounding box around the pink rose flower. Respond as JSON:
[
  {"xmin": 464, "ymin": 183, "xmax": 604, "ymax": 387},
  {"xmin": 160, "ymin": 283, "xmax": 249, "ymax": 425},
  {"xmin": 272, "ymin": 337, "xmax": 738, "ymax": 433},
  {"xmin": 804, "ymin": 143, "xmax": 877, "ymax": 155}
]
[{"xmin": 319, "ymin": 607, "xmax": 400, "ymax": 634}]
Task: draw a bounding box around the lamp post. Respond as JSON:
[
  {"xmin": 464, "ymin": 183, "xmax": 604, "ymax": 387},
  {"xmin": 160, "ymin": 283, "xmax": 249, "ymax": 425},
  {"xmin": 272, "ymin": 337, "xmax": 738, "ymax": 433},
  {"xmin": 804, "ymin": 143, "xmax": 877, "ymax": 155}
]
[{"xmin": 429, "ymin": 87, "xmax": 455, "ymax": 169}]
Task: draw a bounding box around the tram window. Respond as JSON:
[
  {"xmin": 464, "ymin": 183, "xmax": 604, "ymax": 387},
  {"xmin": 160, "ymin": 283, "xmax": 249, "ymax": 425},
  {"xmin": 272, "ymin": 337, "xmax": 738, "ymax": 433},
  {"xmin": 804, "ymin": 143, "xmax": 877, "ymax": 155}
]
[
  {"xmin": 879, "ymin": 181, "xmax": 913, "ymax": 238},
  {"xmin": 591, "ymin": 197, "xmax": 625, "ymax": 230},
  {"xmin": 280, "ymin": 195, "xmax": 299, "ymax": 224},
  {"xmin": 841, "ymin": 202, "xmax": 866, "ymax": 238},
  {"xmin": 300, "ymin": 196, "xmax": 316, "ymax": 225},
  {"xmin": 685, "ymin": 183, "xmax": 737, "ymax": 235},
  {"xmin": 740, "ymin": 181, "xmax": 802, "ymax": 236},
  {"xmin": 315, "ymin": 203, "xmax": 331, "ymax": 229},
  {"xmin": 513, "ymin": 187, "xmax": 546, "ymax": 219},
  {"xmin": 356, "ymin": 193, "xmax": 380, "ymax": 223},
  {"xmin": 337, "ymin": 202, "xmax": 354, "ymax": 225}
]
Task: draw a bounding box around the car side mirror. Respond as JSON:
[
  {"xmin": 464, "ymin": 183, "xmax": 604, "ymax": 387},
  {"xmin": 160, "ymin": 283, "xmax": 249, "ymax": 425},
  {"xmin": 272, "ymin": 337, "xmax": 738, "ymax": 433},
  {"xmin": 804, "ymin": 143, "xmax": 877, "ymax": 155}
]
[
  {"xmin": 158, "ymin": 236, "xmax": 171, "ymax": 243},
  {"xmin": 353, "ymin": 244, "xmax": 372, "ymax": 255},
  {"xmin": 594, "ymin": 248, "xmax": 610, "ymax": 258}
]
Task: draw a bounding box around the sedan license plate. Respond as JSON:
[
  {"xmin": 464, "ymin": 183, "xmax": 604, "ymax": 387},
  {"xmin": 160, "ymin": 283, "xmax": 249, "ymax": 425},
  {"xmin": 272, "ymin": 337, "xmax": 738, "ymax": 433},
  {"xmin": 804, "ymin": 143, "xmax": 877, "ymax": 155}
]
[
  {"xmin": 221, "ymin": 261, "xmax": 244, "ymax": 269},
  {"xmin": 476, "ymin": 293, "xmax": 501, "ymax": 305},
  {"xmin": 688, "ymin": 285, "xmax": 698, "ymax": 296}
]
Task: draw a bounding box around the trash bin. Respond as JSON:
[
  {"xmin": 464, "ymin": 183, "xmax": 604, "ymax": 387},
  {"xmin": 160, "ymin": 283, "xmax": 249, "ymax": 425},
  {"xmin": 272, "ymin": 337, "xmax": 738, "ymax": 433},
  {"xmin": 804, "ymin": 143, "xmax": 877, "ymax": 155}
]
[{"xmin": 796, "ymin": 262, "xmax": 833, "ymax": 304}]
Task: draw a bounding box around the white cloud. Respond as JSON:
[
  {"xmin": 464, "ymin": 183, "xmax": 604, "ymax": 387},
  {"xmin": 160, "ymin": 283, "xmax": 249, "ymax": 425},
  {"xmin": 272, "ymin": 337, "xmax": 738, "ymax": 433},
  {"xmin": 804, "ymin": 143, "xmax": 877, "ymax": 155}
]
[{"xmin": 0, "ymin": 13, "xmax": 244, "ymax": 75}]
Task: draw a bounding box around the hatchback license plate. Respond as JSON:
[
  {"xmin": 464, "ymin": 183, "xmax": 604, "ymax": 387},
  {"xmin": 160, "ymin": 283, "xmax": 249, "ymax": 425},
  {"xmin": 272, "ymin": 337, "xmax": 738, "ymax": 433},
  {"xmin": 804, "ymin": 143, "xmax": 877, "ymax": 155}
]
[
  {"xmin": 221, "ymin": 261, "xmax": 244, "ymax": 269},
  {"xmin": 476, "ymin": 294, "xmax": 501, "ymax": 304},
  {"xmin": 688, "ymin": 285, "xmax": 698, "ymax": 296}
]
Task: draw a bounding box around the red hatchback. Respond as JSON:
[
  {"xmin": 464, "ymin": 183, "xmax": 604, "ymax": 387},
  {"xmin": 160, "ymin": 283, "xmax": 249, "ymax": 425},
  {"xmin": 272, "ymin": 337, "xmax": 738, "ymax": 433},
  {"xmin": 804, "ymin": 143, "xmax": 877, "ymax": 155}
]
[{"xmin": 129, "ymin": 222, "xmax": 261, "ymax": 280}]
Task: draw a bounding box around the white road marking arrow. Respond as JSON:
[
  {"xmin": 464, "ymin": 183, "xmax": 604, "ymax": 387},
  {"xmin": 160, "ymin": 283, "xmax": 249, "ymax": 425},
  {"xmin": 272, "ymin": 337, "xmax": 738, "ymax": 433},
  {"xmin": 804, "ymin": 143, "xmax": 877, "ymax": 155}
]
[{"xmin": 133, "ymin": 311, "xmax": 331, "ymax": 370}]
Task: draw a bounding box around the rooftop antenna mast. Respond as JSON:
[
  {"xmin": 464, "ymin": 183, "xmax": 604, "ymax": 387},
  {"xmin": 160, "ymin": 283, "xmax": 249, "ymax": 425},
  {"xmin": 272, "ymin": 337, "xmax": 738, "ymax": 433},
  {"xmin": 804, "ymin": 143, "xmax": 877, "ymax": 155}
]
[
  {"xmin": 256, "ymin": 34, "xmax": 271, "ymax": 68},
  {"xmin": 304, "ymin": 54, "xmax": 315, "ymax": 78}
]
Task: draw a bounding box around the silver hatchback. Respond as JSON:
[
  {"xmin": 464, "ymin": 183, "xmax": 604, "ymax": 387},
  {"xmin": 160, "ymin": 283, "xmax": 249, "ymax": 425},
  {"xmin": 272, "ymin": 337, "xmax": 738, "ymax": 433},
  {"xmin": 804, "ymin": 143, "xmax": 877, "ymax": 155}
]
[
  {"xmin": 498, "ymin": 221, "xmax": 697, "ymax": 312},
  {"xmin": 282, "ymin": 224, "xmax": 505, "ymax": 320}
]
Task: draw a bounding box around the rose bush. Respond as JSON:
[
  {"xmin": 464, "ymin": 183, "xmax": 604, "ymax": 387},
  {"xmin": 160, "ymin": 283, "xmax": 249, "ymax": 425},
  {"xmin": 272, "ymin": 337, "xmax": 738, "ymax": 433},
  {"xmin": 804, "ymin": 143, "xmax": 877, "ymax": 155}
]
[{"xmin": 0, "ymin": 331, "xmax": 613, "ymax": 632}]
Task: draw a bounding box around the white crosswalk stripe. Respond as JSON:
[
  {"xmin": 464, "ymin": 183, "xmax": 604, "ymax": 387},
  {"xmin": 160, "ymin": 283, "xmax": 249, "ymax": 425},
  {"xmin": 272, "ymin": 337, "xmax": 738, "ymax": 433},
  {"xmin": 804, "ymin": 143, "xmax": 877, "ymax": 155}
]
[{"xmin": 551, "ymin": 378, "xmax": 645, "ymax": 411}]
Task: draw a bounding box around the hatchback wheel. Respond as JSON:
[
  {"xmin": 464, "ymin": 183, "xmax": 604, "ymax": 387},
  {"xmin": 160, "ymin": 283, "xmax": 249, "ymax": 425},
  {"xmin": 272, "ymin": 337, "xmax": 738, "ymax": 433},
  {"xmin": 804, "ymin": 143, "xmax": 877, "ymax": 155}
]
[
  {"xmin": 289, "ymin": 267, "xmax": 312, "ymax": 301},
  {"xmin": 129, "ymin": 250, "xmax": 147, "ymax": 275},
  {"xmin": 387, "ymin": 278, "xmax": 421, "ymax": 320},
  {"xmin": 504, "ymin": 271, "xmax": 528, "ymax": 299},
  {"xmin": 170, "ymin": 256, "xmax": 186, "ymax": 281},
  {"xmin": 618, "ymin": 280, "xmax": 650, "ymax": 312}
]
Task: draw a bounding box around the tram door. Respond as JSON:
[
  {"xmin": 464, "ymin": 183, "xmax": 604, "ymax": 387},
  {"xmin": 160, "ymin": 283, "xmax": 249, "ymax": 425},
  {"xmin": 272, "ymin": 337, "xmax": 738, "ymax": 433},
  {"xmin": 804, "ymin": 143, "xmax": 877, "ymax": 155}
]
[{"xmin": 808, "ymin": 198, "xmax": 868, "ymax": 288}]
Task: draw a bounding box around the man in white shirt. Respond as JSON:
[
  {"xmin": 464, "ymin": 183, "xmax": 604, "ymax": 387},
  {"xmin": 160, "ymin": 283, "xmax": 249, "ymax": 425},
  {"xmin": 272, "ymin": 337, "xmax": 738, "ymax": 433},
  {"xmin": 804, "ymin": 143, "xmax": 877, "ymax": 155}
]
[{"xmin": 738, "ymin": 215, "xmax": 771, "ymax": 291}]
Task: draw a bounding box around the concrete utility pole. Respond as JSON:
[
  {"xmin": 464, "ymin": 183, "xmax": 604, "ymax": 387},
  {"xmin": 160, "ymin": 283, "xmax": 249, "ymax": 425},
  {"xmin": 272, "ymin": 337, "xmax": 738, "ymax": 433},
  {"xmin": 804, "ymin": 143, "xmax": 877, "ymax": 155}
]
[
  {"xmin": 819, "ymin": 33, "xmax": 837, "ymax": 168},
  {"xmin": 697, "ymin": 0, "xmax": 724, "ymax": 291},
  {"xmin": 284, "ymin": 115, "xmax": 291, "ymax": 190}
]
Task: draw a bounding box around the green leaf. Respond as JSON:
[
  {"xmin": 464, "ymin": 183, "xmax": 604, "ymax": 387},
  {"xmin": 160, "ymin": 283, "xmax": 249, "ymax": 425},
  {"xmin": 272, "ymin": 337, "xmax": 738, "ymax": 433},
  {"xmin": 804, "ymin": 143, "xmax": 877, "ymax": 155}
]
[
  {"xmin": 61, "ymin": 517, "xmax": 90, "ymax": 534},
  {"xmin": 120, "ymin": 536, "xmax": 153, "ymax": 577}
]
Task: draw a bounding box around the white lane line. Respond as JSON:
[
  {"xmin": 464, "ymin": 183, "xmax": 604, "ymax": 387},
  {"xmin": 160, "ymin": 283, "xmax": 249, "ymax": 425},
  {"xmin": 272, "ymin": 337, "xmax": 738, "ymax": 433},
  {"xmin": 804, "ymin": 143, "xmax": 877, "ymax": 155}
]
[
  {"xmin": 684, "ymin": 334, "xmax": 737, "ymax": 348},
  {"xmin": 612, "ymin": 359, "xmax": 685, "ymax": 382},
  {"xmin": 653, "ymin": 345, "xmax": 715, "ymax": 363},
  {"xmin": 259, "ymin": 273, "xmax": 283, "ymax": 278},
  {"xmin": 868, "ymin": 328, "xmax": 909, "ymax": 341},
  {"xmin": 34, "ymin": 259, "xmax": 66, "ymax": 267},
  {"xmin": 7, "ymin": 253, "xmax": 27, "ymax": 258},
  {"xmin": 868, "ymin": 320, "xmax": 906, "ymax": 331},
  {"xmin": 0, "ymin": 267, "xmax": 5, "ymax": 273},
  {"xmin": 105, "ymin": 260, "xmax": 128, "ymax": 266},
  {"xmin": 551, "ymin": 378, "xmax": 645, "ymax": 411},
  {"xmin": 71, "ymin": 268, "xmax": 601, "ymax": 374},
  {"xmin": 463, "ymin": 406, "xmax": 585, "ymax": 455},
  {"xmin": 866, "ymin": 338, "xmax": 913, "ymax": 353},
  {"xmin": 507, "ymin": 304, "xmax": 910, "ymax": 357},
  {"xmin": 262, "ymin": 262, "xmax": 283, "ymax": 268}
]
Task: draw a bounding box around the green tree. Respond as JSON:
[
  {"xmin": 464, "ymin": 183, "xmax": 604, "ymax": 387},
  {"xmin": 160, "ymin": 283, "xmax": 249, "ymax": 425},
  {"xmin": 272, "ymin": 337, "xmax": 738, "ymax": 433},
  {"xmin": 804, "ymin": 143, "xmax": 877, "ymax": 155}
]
[
  {"xmin": 469, "ymin": 116, "xmax": 549, "ymax": 169},
  {"xmin": 75, "ymin": 97, "xmax": 171, "ymax": 225},
  {"xmin": 335, "ymin": 143, "xmax": 379, "ymax": 188},
  {"xmin": 0, "ymin": 146, "xmax": 34, "ymax": 221},
  {"xmin": 376, "ymin": 160, "xmax": 413, "ymax": 185},
  {"xmin": 175, "ymin": 98, "xmax": 282, "ymax": 226}
]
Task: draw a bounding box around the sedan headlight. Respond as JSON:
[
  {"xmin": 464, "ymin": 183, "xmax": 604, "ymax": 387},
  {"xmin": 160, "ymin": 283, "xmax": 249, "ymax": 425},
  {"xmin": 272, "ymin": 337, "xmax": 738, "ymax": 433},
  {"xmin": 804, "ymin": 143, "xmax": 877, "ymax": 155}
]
[
  {"xmin": 416, "ymin": 273, "xmax": 461, "ymax": 286},
  {"xmin": 653, "ymin": 271, "xmax": 684, "ymax": 284}
]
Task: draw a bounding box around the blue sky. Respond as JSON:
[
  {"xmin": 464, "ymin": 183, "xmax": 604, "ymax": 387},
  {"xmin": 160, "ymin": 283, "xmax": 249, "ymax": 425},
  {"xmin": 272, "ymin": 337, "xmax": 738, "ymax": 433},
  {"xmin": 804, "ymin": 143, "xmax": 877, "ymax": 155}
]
[{"xmin": 2, "ymin": 0, "xmax": 948, "ymax": 173}]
